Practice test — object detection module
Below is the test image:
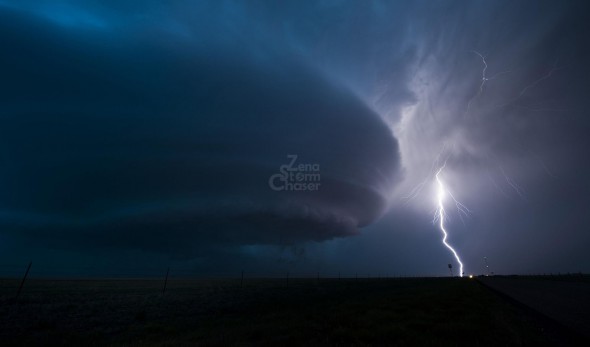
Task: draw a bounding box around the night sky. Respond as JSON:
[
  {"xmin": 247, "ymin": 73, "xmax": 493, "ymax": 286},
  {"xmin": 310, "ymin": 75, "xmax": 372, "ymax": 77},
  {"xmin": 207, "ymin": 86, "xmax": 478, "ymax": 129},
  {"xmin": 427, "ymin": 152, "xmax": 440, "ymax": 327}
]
[{"xmin": 1, "ymin": 0, "xmax": 589, "ymax": 277}]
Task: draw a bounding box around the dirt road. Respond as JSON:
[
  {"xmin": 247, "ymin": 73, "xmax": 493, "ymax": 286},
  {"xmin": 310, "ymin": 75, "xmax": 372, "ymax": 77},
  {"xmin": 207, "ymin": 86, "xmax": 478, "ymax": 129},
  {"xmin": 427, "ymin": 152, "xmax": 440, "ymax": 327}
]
[{"xmin": 479, "ymin": 276, "xmax": 590, "ymax": 337}]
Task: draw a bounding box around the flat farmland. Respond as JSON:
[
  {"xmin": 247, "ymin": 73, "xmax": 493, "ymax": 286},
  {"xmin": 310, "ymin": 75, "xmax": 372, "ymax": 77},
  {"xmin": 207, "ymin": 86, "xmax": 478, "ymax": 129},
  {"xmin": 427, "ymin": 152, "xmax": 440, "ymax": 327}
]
[{"xmin": 1, "ymin": 277, "xmax": 586, "ymax": 346}]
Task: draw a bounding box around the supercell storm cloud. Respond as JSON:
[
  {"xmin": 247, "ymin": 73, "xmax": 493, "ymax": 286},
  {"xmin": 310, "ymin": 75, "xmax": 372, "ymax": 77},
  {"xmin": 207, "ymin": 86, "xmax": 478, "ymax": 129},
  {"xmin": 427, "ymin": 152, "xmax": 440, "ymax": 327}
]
[
  {"xmin": 0, "ymin": 0, "xmax": 589, "ymax": 276},
  {"xmin": 0, "ymin": 2, "xmax": 400, "ymax": 254}
]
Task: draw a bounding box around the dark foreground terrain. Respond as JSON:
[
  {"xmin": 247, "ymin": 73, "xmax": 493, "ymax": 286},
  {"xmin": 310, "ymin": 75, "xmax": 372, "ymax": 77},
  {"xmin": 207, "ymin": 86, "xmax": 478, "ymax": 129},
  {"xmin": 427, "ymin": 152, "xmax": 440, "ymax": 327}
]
[
  {"xmin": 1, "ymin": 277, "xmax": 587, "ymax": 346},
  {"xmin": 479, "ymin": 276, "xmax": 590, "ymax": 337}
]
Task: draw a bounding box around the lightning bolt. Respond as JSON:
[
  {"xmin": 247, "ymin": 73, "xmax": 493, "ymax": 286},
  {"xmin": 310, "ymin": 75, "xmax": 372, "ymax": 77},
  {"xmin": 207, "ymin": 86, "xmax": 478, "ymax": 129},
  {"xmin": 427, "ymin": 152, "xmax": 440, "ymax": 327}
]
[
  {"xmin": 516, "ymin": 60, "xmax": 561, "ymax": 100},
  {"xmin": 403, "ymin": 143, "xmax": 450, "ymax": 202},
  {"xmin": 463, "ymin": 52, "xmax": 560, "ymax": 199},
  {"xmin": 401, "ymin": 50, "xmax": 560, "ymax": 277},
  {"xmin": 434, "ymin": 161, "xmax": 465, "ymax": 277},
  {"xmin": 499, "ymin": 166, "xmax": 526, "ymax": 200},
  {"xmin": 463, "ymin": 51, "xmax": 487, "ymax": 115},
  {"xmin": 465, "ymin": 50, "xmax": 511, "ymax": 117}
]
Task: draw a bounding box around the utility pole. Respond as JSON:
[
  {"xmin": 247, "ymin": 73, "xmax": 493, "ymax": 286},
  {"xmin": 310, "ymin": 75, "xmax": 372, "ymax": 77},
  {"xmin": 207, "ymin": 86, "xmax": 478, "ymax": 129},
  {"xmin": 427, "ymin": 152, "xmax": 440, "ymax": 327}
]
[
  {"xmin": 16, "ymin": 261, "xmax": 32, "ymax": 299},
  {"xmin": 162, "ymin": 267, "xmax": 170, "ymax": 295}
]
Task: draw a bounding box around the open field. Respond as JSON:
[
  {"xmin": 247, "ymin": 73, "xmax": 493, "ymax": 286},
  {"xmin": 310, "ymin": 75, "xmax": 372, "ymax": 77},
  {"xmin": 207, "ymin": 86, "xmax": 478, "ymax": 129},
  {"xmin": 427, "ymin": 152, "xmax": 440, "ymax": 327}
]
[{"xmin": 1, "ymin": 277, "xmax": 587, "ymax": 346}]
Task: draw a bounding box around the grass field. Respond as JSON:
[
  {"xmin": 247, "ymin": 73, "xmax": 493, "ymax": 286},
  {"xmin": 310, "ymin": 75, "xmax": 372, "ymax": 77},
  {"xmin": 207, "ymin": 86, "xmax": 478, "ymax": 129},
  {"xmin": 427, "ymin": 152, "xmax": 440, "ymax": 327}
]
[{"xmin": 0, "ymin": 277, "xmax": 583, "ymax": 346}]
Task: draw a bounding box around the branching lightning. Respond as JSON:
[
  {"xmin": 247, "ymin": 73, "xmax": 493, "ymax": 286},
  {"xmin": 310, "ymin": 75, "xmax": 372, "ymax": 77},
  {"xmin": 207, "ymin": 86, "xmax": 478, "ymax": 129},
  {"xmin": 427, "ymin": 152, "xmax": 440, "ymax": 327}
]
[
  {"xmin": 402, "ymin": 144, "xmax": 449, "ymax": 202},
  {"xmin": 463, "ymin": 52, "xmax": 561, "ymax": 200},
  {"xmin": 494, "ymin": 59, "xmax": 563, "ymax": 109},
  {"xmin": 499, "ymin": 166, "xmax": 526, "ymax": 200},
  {"xmin": 433, "ymin": 160, "xmax": 465, "ymax": 277},
  {"xmin": 515, "ymin": 60, "xmax": 562, "ymax": 100},
  {"xmin": 402, "ymin": 146, "xmax": 469, "ymax": 275},
  {"xmin": 465, "ymin": 51, "xmax": 511, "ymax": 116},
  {"xmin": 400, "ymin": 49, "xmax": 561, "ymax": 277}
]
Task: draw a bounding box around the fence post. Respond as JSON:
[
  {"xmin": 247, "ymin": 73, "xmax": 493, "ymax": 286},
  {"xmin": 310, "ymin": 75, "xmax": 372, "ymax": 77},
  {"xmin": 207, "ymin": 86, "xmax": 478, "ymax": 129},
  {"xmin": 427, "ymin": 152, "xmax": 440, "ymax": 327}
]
[
  {"xmin": 162, "ymin": 267, "xmax": 170, "ymax": 295},
  {"xmin": 15, "ymin": 261, "xmax": 32, "ymax": 299}
]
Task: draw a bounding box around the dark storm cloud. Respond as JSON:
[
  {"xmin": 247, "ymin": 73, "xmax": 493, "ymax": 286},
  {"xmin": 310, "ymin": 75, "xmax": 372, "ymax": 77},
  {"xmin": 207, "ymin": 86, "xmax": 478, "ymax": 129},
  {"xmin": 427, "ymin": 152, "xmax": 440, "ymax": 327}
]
[{"xmin": 0, "ymin": 5, "xmax": 401, "ymax": 254}]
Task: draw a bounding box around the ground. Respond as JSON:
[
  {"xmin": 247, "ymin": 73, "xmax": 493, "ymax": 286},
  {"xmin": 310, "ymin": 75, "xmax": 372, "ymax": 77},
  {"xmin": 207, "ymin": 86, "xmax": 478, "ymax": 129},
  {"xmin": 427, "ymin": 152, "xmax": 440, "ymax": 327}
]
[{"xmin": 0, "ymin": 277, "xmax": 586, "ymax": 346}]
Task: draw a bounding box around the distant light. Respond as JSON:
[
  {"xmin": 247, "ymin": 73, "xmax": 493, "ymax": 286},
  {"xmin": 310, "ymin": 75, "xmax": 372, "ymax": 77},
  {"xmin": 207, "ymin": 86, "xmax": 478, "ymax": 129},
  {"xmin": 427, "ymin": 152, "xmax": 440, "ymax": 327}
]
[{"xmin": 469, "ymin": 275, "xmax": 473, "ymax": 279}]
